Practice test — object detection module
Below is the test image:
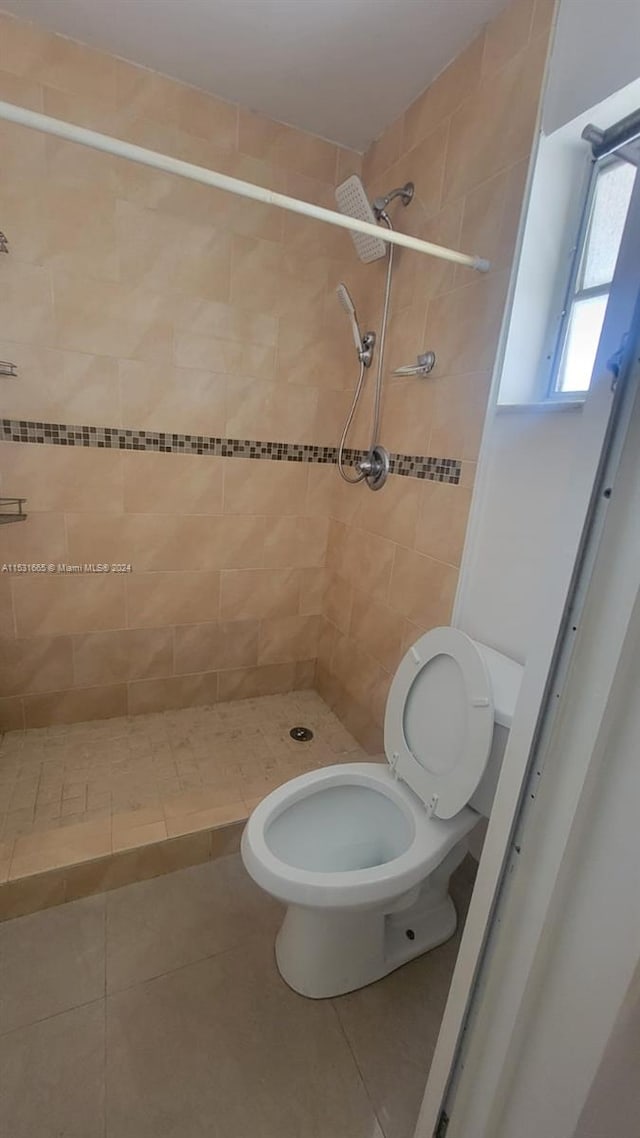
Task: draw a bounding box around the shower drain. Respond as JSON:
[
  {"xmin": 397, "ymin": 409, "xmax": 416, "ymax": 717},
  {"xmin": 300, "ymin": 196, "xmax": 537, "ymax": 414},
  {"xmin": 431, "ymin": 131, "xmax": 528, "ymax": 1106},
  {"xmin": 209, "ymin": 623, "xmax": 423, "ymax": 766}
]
[{"xmin": 289, "ymin": 726, "xmax": 313, "ymax": 742}]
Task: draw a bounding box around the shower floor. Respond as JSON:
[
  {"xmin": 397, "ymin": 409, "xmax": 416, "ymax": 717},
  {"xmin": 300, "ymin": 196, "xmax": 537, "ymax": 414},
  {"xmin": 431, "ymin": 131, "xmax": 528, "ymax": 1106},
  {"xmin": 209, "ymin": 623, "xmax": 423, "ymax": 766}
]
[{"xmin": 0, "ymin": 691, "xmax": 370, "ymax": 918}]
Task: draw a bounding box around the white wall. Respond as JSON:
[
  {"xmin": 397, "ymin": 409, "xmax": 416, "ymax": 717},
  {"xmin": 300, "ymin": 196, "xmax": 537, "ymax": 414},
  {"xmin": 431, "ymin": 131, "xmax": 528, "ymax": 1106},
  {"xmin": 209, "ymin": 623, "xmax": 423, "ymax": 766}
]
[
  {"xmin": 455, "ymin": 67, "xmax": 640, "ymax": 665},
  {"xmin": 544, "ymin": 0, "xmax": 640, "ymax": 133},
  {"xmin": 573, "ymin": 959, "xmax": 640, "ymax": 1138},
  {"xmin": 456, "ymin": 407, "xmax": 586, "ymax": 663}
]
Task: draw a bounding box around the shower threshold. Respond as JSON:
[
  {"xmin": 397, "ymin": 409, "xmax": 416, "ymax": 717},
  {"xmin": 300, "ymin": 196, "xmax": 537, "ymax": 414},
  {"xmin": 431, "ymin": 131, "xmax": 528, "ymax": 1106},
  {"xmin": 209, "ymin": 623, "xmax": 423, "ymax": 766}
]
[{"xmin": 0, "ymin": 691, "xmax": 369, "ymax": 920}]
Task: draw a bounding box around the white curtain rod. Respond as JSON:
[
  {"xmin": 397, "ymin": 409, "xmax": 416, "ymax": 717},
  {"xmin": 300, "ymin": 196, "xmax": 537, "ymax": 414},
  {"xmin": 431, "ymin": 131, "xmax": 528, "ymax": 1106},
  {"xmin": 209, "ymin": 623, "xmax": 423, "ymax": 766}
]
[{"xmin": 0, "ymin": 99, "xmax": 490, "ymax": 273}]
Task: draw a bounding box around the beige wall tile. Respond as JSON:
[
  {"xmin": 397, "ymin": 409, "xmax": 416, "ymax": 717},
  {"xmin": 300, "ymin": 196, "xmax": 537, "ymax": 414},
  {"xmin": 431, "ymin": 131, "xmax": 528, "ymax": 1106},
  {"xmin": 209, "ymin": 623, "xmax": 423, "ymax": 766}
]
[
  {"xmin": 0, "ymin": 343, "xmax": 121, "ymax": 426},
  {"xmin": 12, "ymin": 573, "xmax": 126, "ymax": 637},
  {"xmin": 215, "ymin": 515, "xmax": 266, "ymax": 569},
  {"xmin": 219, "ymin": 567, "xmax": 300, "ymax": 621},
  {"xmin": 119, "ymin": 359, "xmax": 227, "ymax": 437},
  {"xmin": 0, "ymin": 261, "xmax": 54, "ymax": 345},
  {"xmin": 217, "ymin": 662, "xmax": 296, "ymax": 702},
  {"xmin": 237, "ymin": 109, "xmax": 336, "ymax": 182},
  {"xmin": 257, "ymin": 614, "xmax": 320, "ymax": 665},
  {"xmin": 425, "ymin": 271, "xmax": 509, "ymax": 378},
  {"xmin": 65, "ymin": 513, "xmax": 226, "ymax": 572},
  {"xmin": 173, "ymin": 619, "xmax": 259, "ymax": 673},
  {"xmin": 414, "ymin": 482, "xmax": 472, "ymax": 567},
  {"xmin": 0, "ymin": 696, "xmax": 25, "ymax": 732},
  {"xmin": 263, "ymin": 515, "xmax": 328, "ymax": 569},
  {"xmin": 23, "ymin": 683, "xmax": 127, "ymax": 729},
  {"xmin": 122, "ymin": 451, "xmax": 224, "ymax": 515},
  {"xmin": 354, "ymin": 473, "xmax": 420, "ymax": 547},
  {"xmin": 349, "ymin": 590, "xmax": 404, "ymax": 674},
  {"xmin": 294, "ymin": 658, "xmax": 316, "ymax": 690},
  {"xmin": 482, "ymin": 0, "xmax": 536, "ymax": 77},
  {"xmin": 0, "ymin": 510, "xmax": 66, "ymax": 566},
  {"xmin": 53, "ymin": 270, "xmax": 173, "ymax": 362},
  {"xmin": 324, "ymin": 574, "xmax": 352, "ymax": 635},
  {"xmin": 299, "ymin": 567, "xmax": 326, "ymax": 616},
  {"xmin": 72, "ymin": 627, "xmax": 173, "ymax": 686},
  {"xmin": 0, "ymin": 635, "xmax": 73, "ymax": 696},
  {"xmin": 127, "ymin": 671, "xmax": 218, "ymax": 716},
  {"xmin": 402, "ymin": 35, "xmax": 485, "ymax": 151},
  {"xmin": 222, "ymin": 458, "xmax": 308, "ymax": 515},
  {"xmin": 336, "ymin": 147, "xmax": 362, "ymax": 183},
  {"xmin": 443, "ymin": 32, "xmax": 548, "ymax": 203},
  {"xmin": 126, "ymin": 571, "xmax": 220, "ymax": 628},
  {"xmin": 0, "ymin": 0, "xmax": 549, "ymax": 728},
  {"xmin": 387, "ymin": 546, "xmax": 458, "ymax": 628},
  {"xmin": 341, "ymin": 529, "xmax": 396, "ymax": 602},
  {"xmin": 428, "ymin": 372, "xmax": 492, "ymax": 461},
  {"xmin": 0, "ymin": 443, "xmax": 123, "ymax": 514}
]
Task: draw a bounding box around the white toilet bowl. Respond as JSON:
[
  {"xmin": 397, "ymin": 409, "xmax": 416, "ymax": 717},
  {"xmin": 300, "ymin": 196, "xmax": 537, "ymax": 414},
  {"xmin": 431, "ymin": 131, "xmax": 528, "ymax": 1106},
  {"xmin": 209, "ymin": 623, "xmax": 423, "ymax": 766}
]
[
  {"xmin": 242, "ymin": 628, "xmax": 522, "ymax": 998},
  {"xmin": 242, "ymin": 762, "xmax": 476, "ymax": 997}
]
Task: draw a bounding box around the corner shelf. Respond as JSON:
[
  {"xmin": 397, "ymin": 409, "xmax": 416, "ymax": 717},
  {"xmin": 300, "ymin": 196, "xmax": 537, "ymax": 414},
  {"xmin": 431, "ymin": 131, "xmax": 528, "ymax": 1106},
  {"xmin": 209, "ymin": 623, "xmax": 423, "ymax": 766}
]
[{"xmin": 0, "ymin": 498, "xmax": 27, "ymax": 524}]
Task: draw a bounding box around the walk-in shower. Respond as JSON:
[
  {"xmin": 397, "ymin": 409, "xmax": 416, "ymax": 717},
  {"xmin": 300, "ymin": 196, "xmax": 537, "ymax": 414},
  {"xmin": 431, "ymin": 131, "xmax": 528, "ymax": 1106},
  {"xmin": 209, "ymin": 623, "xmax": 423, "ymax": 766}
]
[{"xmin": 335, "ymin": 174, "xmax": 414, "ymax": 491}]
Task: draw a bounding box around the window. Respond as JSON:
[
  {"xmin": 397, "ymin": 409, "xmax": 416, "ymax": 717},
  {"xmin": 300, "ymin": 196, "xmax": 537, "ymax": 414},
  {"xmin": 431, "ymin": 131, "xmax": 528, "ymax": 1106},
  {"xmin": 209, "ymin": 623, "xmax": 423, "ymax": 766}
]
[{"xmin": 548, "ymin": 158, "xmax": 636, "ymax": 398}]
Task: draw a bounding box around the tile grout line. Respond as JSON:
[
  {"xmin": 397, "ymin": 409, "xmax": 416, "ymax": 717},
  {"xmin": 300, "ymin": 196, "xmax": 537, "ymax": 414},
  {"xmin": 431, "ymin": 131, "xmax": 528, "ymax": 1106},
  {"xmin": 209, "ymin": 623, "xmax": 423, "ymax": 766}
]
[{"xmin": 329, "ymin": 997, "xmax": 390, "ymax": 1138}]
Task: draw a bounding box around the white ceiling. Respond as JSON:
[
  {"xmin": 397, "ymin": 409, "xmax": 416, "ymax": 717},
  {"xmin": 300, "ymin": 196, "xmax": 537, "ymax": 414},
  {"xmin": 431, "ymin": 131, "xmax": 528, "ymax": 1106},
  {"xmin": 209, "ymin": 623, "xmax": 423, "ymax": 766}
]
[{"xmin": 1, "ymin": 0, "xmax": 507, "ymax": 151}]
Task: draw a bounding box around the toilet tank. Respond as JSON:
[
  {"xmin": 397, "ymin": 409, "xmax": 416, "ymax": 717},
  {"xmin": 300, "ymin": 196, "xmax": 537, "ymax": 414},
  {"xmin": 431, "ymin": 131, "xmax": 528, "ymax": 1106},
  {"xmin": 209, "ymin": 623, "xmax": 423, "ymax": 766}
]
[{"xmin": 469, "ymin": 643, "xmax": 523, "ymax": 819}]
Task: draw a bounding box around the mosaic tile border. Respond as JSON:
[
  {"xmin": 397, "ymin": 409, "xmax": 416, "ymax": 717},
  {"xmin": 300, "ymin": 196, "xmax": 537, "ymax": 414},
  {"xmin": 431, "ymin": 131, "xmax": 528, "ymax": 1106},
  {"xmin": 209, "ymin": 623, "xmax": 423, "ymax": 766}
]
[{"xmin": 0, "ymin": 419, "xmax": 461, "ymax": 484}]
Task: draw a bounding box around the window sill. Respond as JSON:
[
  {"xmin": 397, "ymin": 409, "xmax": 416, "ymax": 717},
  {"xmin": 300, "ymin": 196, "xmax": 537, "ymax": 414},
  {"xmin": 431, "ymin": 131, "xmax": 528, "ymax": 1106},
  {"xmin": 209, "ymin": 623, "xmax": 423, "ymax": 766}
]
[{"xmin": 496, "ymin": 399, "xmax": 586, "ymax": 414}]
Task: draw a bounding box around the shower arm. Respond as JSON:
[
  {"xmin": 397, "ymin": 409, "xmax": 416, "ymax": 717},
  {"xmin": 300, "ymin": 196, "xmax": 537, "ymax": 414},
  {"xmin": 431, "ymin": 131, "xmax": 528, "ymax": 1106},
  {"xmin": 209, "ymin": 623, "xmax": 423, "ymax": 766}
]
[{"xmin": 0, "ymin": 100, "xmax": 490, "ymax": 273}]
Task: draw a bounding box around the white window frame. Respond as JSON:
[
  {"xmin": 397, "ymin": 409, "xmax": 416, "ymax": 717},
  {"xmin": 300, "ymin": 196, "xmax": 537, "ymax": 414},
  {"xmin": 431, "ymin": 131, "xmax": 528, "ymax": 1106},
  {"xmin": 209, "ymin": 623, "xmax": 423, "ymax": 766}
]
[{"xmin": 544, "ymin": 153, "xmax": 631, "ymax": 401}]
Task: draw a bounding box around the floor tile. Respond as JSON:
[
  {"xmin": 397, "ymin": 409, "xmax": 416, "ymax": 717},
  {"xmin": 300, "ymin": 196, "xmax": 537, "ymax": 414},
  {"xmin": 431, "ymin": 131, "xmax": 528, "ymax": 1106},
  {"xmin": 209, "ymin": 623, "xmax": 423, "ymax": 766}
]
[
  {"xmin": 1, "ymin": 691, "xmax": 365, "ymax": 882},
  {"xmin": 333, "ymin": 858, "xmax": 476, "ymax": 1138},
  {"xmin": 0, "ymin": 1001, "xmax": 105, "ymax": 1138},
  {"xmin": 0, "ymin": 893, "xmax": 105, "ymax": 1033},
  {"xmin": 333, "ymin": 954, "xmax": 451, "ymax": 1138},
  {"xmin": 106, "ymin": 937, "xmax": 384, "ymax": 1138},
  {"xmin": 106, "ymin": 853, "xmax": 282, "ymax": 992}
]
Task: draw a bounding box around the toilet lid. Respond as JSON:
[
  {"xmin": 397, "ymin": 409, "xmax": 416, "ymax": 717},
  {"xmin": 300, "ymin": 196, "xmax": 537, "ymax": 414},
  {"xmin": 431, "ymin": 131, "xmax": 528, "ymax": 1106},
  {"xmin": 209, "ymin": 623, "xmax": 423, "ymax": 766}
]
[{"xmin": 384, "ymin": 627, "xmax": 494, "ymax": 820}]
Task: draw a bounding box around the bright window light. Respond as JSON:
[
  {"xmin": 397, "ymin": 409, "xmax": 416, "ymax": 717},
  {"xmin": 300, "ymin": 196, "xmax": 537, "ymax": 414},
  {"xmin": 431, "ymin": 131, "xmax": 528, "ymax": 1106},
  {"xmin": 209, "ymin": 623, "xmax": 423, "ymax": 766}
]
[{"xmin": 552, "ymin": 160, "xmax": 635, "ymax": 397}]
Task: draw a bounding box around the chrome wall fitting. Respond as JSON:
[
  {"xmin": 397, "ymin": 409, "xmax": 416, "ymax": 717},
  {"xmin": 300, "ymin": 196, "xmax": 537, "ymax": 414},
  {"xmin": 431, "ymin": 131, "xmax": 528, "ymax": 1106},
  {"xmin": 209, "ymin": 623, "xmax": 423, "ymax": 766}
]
[
  {"xmin": 0, "ymin": 361, "xmax": 18, "ymax": 377},
  {"xmin": 393, "ymin": 351, "xmax": 436, "ymax": 377},
  {"xmin": 0, "ymin": 232, "xmax": 9, "ymax": 254},
  {"xmin": 360, "ymin": 331, "xmax": 376, "ymax": 368},
  {"xmin": 358, "ymin": 444, "xmax": 390, "ymax": 491}
]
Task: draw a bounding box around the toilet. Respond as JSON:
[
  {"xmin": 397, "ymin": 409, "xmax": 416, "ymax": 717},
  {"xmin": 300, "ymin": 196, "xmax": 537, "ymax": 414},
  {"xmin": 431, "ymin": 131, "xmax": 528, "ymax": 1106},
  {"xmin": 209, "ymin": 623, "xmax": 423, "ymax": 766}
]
[{"xmin": 241, "ymin": 627, "xmax": 522, "ymax": 998}]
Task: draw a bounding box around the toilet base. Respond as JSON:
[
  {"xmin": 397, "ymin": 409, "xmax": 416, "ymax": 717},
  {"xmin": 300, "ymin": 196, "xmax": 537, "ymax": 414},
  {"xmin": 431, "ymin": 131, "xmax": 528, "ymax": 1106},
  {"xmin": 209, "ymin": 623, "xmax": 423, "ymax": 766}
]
[{"xmin": 275, "ymin": 843, "xmax": 465, "ymax": 998}]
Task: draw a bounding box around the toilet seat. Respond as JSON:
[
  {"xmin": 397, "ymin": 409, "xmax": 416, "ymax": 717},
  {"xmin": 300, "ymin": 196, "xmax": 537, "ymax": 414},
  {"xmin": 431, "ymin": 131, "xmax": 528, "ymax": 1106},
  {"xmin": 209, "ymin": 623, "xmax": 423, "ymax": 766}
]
[{"xmin": 385, "ymin": 627, "xmax": 494, "ymax": 820}]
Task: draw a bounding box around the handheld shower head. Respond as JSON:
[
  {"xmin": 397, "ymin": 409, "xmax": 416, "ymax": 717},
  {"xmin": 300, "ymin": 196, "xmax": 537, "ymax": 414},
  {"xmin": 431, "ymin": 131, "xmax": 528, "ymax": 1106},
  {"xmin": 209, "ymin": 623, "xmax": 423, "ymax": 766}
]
[
  {"xmin": 336, "ymin": 282, "xmax": 363, "ymax": 356},
  {"xmin": 336, "ymin": 283, "xmax": 375, "ymax": 367}
]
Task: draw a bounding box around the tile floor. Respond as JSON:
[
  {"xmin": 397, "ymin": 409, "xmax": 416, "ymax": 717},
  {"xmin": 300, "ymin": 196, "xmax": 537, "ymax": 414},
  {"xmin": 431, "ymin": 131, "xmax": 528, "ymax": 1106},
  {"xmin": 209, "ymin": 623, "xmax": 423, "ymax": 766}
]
[
  {"xmin": 0, "ymin": 691, "xmax": 369, "ymax": 884},
  {"xmin": 0, "ymin": 850, "xmax": 476, "ymax": 1138}
]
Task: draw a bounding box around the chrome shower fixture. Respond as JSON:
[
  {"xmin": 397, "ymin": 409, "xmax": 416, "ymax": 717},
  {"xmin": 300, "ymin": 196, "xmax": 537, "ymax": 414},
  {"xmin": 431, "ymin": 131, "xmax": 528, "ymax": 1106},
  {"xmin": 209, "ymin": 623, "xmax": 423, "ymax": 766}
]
[
  {"xmin": 335, "ymin": 283, "xmax": 375, "ymax": 367},
  {"xmin": 0, "ymin": 232, "xmax": 9, "ymax": 254},
  {"xmin": 372, "ymin": 182, "xmax": 415, "ymax": 221},
  {"xmin": 335, "ymin": 173, "xmax": 415, "ymax": 492},
  {"xmin": 335, "ymin": 175, "xmax": 387, "ymax": 263}
]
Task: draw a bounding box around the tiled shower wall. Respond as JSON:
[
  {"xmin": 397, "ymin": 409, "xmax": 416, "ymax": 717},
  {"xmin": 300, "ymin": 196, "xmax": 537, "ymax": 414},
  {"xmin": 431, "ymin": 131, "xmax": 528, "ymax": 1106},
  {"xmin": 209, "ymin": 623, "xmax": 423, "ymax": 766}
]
[
  {"xmin": 316, "ymin": 0, "xmax": 554, "ymax": 749},
  {"xmin": 0, "ymin": 0, "xmax": 552, "ymax": 740},
  {"xmin": 0, "ymin": 10, "xmax": 362, "ymax": 730}
]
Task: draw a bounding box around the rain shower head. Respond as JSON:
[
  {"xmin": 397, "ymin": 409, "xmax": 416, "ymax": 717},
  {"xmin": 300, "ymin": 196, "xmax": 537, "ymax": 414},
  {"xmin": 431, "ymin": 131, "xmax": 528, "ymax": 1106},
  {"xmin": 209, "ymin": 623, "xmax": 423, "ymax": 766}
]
[{"xmin": 335, "ymin": 175, "xmax": 387, "ymax": 263}]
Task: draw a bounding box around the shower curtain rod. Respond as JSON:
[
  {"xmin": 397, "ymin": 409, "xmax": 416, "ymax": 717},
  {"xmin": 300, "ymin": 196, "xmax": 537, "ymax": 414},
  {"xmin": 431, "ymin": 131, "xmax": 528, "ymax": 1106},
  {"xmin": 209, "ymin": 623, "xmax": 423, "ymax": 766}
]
[{"xmin": 0, "ymin": 99, "xmax": 490, "ymax": 273}]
